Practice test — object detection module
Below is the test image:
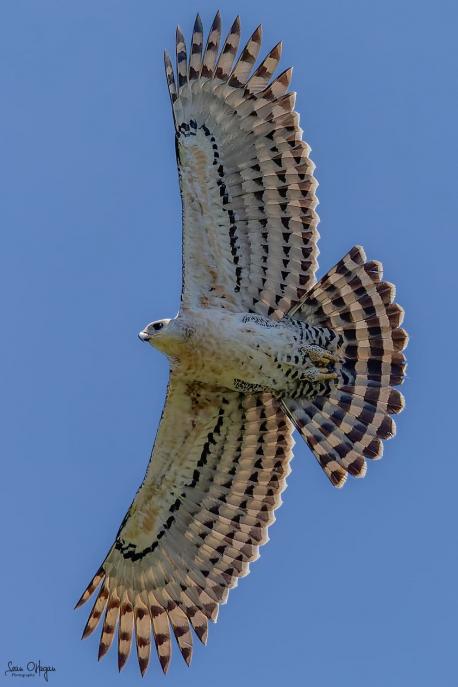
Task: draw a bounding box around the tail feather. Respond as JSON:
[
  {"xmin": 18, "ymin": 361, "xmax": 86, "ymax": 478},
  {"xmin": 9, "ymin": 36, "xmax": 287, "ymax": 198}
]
[
  {"xmin": 339, "ymin": 381, "xmax": 404, "ymax": 414},
  {"xmin": 323, "ymin": 390, "xmax": 395, "ymax": 438},
  {"xmin": 283, "ymin": 245, "xmax": 407, "ymax": 487}
]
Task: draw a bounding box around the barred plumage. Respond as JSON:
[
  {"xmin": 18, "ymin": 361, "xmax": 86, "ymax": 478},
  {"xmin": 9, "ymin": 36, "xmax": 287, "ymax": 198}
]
[
  {"xmin": 77, "ymin": 384, "xmax": 295, "ymax": 674},
  {"xmin": 166, "ymin": 12, "xmax": 319, "ymax": 316},
  {"xmin": 77, "ymin": 14, "xmax": 407, "ymax": 676},
  {"xmin": 285, "ymin": 246, "xmax": 407, "ymax": 486}
]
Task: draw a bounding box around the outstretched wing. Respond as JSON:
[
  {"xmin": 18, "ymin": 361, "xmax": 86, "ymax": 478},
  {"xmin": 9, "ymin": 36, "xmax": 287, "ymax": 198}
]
[
  {"xmin": 77, "ymin": 376, "xmax": 294, "ymax": 674},
  {"xmin": 166, "ymin": 13, "xmax": 319, "ymax": 319}
]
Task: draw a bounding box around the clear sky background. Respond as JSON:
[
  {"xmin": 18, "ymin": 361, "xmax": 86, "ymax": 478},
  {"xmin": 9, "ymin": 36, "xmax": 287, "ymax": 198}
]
[{"xmin": 1, "ymin": 1, "xmax": 457, "ymax": 685}]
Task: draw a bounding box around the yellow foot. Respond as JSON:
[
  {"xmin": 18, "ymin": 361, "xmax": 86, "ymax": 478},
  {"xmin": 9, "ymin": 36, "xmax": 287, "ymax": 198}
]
[
  {"xmin": 302, "ymin": 344, "xmax": 339, "ymax": 366},
  {"xmin": 302, "ymin": 367, "xmax": 338, "ymax": 382}
]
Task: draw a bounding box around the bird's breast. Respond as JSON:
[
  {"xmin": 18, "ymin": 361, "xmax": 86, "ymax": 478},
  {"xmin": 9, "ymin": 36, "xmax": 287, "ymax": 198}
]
[{"xmin": 172, "ymin": 310, "xmax": 290, "ymax": 393}]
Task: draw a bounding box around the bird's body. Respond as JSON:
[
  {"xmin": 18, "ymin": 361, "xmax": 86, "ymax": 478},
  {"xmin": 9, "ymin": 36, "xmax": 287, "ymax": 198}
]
[
  {"xmin": 151, "ymin": 309, "xmax": 339, "ymax": 396},
  {"xmin": 77, "ymin": 13, "xmax": 408, "ymax": 677}
]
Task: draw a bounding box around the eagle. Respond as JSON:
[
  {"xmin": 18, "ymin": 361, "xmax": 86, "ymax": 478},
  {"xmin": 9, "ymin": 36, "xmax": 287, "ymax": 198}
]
[{"xmin": 76, "ymin": 13, "xmax": 408, "ymax": 676}]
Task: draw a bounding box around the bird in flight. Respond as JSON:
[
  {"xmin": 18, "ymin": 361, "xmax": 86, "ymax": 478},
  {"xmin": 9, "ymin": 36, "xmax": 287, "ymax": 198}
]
[{"xmin": 76, "ymin": 12, "xmax": 407, "ymax": 676}]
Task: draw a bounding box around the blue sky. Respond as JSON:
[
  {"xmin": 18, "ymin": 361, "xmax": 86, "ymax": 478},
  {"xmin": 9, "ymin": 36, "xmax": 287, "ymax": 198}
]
[{"xmin": 1, "ymin": 1, "xmax": 457, "ymax": 685}]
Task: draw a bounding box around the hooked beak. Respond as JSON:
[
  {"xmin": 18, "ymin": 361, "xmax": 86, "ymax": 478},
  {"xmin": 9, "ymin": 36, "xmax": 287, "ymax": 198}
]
[{"xmin": 138, "ymin": 331, "xmax": 150, "ymax": 342}]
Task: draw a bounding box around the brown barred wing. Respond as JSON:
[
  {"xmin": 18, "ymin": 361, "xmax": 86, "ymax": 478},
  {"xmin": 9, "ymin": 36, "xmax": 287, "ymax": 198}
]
[
  {"xmin": 76, "ymin": 376, "xmax": 294, "ymax": 675},
  {"xmin": 283, "ymin": 246, "xmax": 408, "ymax": 487},
  {"xmin": 165, "ymin": 13, "xmax": 319, "ymax": 317}
]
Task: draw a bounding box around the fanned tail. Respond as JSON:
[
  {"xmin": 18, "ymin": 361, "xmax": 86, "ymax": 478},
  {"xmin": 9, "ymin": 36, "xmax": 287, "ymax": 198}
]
[{"xmin": 283, "ymin": 245, "xmax": 408, "ymax": 487}]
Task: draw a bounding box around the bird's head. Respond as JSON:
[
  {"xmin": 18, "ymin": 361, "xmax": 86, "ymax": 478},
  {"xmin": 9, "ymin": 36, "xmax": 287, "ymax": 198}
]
[
  {"xmin": 138, "ymin": 319, "xmax": 171, "ymax": 343},
  {"xmin": 138, "ymin": 318, "xmax": 184, "ymax": 356}
]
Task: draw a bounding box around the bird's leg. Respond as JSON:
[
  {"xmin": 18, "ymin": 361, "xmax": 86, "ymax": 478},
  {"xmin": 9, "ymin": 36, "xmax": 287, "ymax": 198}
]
[
  {"xmin": 298, "ymin": 344, "xmax": 340, "ymax": 382},
  {"xmin": 301, "ymin": 344, "xmax": 339, "ymax": 366},
  {"xmin": 301, "ymin": 366, "xmax": 338, "ymax": 382}
]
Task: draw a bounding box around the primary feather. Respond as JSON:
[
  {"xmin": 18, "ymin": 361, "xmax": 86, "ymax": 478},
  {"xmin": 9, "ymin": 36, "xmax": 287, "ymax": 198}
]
[{"xmin": 77, "ymin": 13, "xmax": 407, "ymax": 676}]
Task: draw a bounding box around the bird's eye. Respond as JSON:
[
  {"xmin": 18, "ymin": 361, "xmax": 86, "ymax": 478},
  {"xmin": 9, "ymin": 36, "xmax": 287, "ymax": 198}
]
[{"xmin": 153, "ymin": 322, "xmax": 164, "ymax": 331}]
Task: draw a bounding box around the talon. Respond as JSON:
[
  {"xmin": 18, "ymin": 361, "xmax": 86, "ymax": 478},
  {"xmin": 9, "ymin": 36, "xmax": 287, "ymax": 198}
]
[
  {"xmin": 320, "ymin": 371, "xmax": 338, "ymax": 381},
  {"xmin": 302, "ymin": 366, "xmax": 338, "ymax": 382},
  {"xmin": 302, "ymin": 344, "xmax": 339, "ymax": 365},
  {"xmin": 315, "ymin": 352, "xmax": 338, "ymax": 365},
  {"xmin": 314, "ymin": 367, "xmax": 338, "ymax": 381}
]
